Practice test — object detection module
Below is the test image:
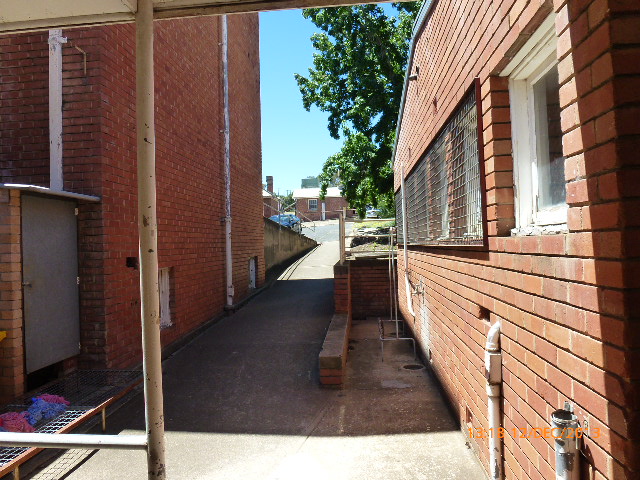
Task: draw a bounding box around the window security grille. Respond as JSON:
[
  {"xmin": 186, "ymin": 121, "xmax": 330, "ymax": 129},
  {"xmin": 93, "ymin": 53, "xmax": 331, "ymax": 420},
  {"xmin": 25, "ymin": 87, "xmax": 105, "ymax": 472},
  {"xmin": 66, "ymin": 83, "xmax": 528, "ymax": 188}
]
[{"xmin": 396, "ymin": 89, "xmax": 484, "ymax": 246}]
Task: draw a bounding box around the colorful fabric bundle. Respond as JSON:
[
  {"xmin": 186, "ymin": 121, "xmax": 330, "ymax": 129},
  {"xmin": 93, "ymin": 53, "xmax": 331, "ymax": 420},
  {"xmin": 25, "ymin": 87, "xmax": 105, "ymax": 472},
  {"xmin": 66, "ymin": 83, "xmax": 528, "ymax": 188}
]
[
  {"xmin": 35, "ymin": 394, "xmax": 70, "ymax": 406},
  {"xmin": 27, "ymin": 397, "xmax": 67, "ymax": 426},
  {"xmin": 0, "ymin": 411, "xmax": 35, "ymax": 433}
]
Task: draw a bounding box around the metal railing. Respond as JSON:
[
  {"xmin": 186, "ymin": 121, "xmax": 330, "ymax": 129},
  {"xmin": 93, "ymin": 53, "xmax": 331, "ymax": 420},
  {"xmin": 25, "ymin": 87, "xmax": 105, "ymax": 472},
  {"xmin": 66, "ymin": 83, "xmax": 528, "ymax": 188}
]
[{"xmin": 339, "ymin": 209, "xmax": 396, "ymax": 262}]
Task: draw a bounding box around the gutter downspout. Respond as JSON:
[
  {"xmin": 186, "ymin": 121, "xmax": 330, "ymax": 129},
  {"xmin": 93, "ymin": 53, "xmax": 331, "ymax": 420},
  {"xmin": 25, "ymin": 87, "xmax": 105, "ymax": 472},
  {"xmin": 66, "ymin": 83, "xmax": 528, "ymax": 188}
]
[
  {"xmin": 485, "ymin": 321, "xmax": 503, "ymax": 480},
  {"xmin": 48, "ymin": 29, "xmax": 67, "ymax": 191},
  {"xmin": 400, "ymin": 163, "xmax": 415, "ymax": 317},
  {"xmin": 222, "ymin": 15, "xmax": 234, "ymax": 307}
]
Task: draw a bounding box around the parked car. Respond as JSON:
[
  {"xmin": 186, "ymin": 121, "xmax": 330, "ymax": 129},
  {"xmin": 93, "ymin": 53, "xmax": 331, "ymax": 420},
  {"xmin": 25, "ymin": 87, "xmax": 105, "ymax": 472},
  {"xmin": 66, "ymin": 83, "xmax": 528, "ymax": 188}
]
[
  {"xmin": 269, "ymin": 214, "xmax": 302, "ymax": 233},
  {"xmin": 365, "ymin": 208, "xmax": 381, "ymax": 218}
]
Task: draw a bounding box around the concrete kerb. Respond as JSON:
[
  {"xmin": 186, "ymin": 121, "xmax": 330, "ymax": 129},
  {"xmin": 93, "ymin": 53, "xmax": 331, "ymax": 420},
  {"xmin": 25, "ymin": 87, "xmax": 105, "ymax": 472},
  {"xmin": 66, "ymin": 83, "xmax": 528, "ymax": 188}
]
[{"xmin": 318, "ymin": 313, "xmax": 351, "ymax": 387}]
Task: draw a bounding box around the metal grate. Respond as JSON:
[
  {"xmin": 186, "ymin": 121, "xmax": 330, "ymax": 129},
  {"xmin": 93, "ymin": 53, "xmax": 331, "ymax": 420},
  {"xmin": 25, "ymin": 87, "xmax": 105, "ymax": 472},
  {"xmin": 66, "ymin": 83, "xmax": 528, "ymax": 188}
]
[
  {"xmin": 396, "ymin": 89, "xmax": 484, "ymax": 245},
  {"xmin": 17, "ymin": 370, "xmax": 141, "ymax": 408},
  {"xmin": 0, "ymin": 370, "xmax": 141, "ymax": 468},
  {"xmin": 0, "ymin": 410, "xmax": 91, "ymax": 465}
]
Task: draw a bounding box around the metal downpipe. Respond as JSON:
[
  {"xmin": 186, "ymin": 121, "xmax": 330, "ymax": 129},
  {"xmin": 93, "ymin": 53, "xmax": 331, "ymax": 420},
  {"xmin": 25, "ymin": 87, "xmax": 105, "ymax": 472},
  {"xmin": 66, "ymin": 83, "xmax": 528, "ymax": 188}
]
[
  {"xmin": 136, "ymin": 1, "xmax": 167, "ymax": 478},
  {"xmin": 222, "ymin": 15, "xmax": 234, "ymax": 307},
  {"xmin": 485, "ymin": 321, "xmax": 503, "ymax": 480},
  {"xmin": 400, "ymin": 163, "xmax": 415, "ymax": 317},
  {"xmin": 48, "ymin": 29, "xmax": 67, "ymax": 191}
]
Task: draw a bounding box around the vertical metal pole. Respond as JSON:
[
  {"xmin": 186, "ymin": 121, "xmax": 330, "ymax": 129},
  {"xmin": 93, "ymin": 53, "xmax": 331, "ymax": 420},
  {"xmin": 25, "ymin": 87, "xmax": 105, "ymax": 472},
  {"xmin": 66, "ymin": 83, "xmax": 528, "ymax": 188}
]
[
  {"xmin": 339, "ymin": 208, "xmax": 345, "ymax": 263},
  {"xmin": 136, "ymin": 1, "xmax": 167, "ymax": 478},
  {"xmin": 222, "ymin": 15, "xmax": 234, "ymax": 307}
]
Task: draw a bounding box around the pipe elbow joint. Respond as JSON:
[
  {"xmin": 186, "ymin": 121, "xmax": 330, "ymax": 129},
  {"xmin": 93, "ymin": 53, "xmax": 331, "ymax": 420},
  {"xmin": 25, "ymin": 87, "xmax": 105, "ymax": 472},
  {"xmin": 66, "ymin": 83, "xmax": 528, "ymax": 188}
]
[{"xmin": 485, "ymin": 320, "xmax": 501, "ymax": 352}]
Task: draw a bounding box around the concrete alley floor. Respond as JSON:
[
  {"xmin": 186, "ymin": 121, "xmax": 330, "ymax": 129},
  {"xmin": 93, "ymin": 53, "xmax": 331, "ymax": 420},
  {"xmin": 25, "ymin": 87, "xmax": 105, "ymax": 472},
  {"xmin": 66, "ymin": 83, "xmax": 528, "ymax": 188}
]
[{"xmin": 46, "ymin": 241, "xmax": 485, "ymax": 480}]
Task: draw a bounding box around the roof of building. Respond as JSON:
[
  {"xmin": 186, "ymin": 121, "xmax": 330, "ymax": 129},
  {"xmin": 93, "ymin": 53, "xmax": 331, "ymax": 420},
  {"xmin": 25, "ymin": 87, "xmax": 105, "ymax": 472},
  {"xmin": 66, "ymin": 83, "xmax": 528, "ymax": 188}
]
[
  {"xmin": 292, "ymin": 187, "xmax": 343, "ymax": 199},
  {"xmin": 263, "ymin": 189, "xmax": 274, "ymax": 198}
]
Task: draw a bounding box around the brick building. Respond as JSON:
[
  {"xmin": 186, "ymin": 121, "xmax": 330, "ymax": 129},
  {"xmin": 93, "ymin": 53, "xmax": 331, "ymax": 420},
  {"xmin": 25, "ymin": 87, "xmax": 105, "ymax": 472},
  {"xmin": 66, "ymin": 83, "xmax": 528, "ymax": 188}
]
[
  {"xmin": 0, "ymin": 15, "xmax": 263, "ymax": 400},
  {"xmin": 293, "ymin": 187, "xmax": 349, "ymax": 221},
  {"xmin": 263, "ymin": 175, "xmax": 280, "ymax": 217},
  {"xmin": 394, "ymin": 1, "xmax": 639, "ymax": 479}
]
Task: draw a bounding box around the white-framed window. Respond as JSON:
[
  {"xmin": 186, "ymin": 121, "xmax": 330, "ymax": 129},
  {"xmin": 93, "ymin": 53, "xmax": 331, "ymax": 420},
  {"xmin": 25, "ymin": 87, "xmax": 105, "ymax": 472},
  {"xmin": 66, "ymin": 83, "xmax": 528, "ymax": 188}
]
[
  {"xmin": 502, "ymin": 15, "xmax": 567, "ymax": 230},
  {"xmin": 308, "ymin": 199, "xmax": 318, "ymax": 211}
]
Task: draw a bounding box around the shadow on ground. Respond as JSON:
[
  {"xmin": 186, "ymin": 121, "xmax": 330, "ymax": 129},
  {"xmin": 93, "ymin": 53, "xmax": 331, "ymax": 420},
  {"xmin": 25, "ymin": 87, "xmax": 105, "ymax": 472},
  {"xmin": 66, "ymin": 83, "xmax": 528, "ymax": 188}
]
[{"xmin": 28, "ymin": 242, "xmax": 485, "ymax": 480}]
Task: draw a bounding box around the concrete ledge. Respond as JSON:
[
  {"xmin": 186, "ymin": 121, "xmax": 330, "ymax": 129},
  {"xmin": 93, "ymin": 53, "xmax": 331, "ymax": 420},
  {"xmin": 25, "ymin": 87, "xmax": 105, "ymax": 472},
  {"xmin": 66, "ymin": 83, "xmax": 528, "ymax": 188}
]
[{"xmin": 319, "ymin": 313, "xmax": 350, "ymax": 386}]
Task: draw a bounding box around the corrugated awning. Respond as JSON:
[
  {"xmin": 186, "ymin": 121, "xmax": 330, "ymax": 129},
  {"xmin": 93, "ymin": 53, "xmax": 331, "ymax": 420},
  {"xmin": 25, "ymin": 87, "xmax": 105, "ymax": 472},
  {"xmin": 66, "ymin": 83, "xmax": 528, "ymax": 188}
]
[{"xmin": 0, "ymin": 0, "xmax": 402, "ymax": 34}]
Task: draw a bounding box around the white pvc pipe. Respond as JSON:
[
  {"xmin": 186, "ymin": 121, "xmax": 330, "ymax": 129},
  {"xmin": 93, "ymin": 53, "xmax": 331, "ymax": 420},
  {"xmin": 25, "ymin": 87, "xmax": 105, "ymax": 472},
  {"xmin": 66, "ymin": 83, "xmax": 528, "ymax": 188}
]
[
  {"xmin": 0, "ymin": 433, "xmax": 147, "ymax": 450},
  {"xmin": 485, "ymin": 321, "xmax": 503, "ymax": 480},
  {"xmin": 48, "ymin": 29, "xmax": 67, "ymax": 191},
  {"xmin": 135, "ymin": 1, "xmax": 167, "ymax": 478},
  {"xmin": 399, "ymin": 163, "xmax": 415, "ymax": 317},
  {"xmin": 222, "ymin": 15, "xmax": 234, "ymax": 307}
]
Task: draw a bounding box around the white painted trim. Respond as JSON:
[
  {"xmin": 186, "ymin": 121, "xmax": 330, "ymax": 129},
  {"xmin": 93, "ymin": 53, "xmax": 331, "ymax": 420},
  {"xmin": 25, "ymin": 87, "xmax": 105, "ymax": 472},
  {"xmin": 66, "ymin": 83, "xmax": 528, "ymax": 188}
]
[
  {"xmin": 501, "ymin": 14, "xmax": 556, "ymax": 78},
  {"xmin": 48, "ymin": 29, "xmax": 67, "ymax": 191},
  {"xmin": 507, "ymin": 13, "xmax": 567, "ymax": 231},
  {"xmin": 0, "ymin": 184, "xmax": 100, "ymax": 202}
]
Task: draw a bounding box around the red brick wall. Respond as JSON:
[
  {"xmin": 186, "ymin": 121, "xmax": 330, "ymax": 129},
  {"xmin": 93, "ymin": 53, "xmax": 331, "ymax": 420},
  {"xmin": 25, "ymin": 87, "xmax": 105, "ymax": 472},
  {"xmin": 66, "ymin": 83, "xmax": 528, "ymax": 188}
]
[
  {"xmin": 333, "ymin": 259, "xmax": 391, "ymax": 320},
  {"xmin": 350, "ymin": 259, "xmax": 391, "ymax": 320},
  {"xmin": 333, "ymin": 262, "xmax": 349, "ymax": 314},
  {"xmin": 395, "ymin": 1, "xmax": 639, "ymax": 479},
  {"xmin": 0, "ymin": 190, "xmax": 24, "ymax": 401},
  {"xmin": 296, "ymin": 196, "xmax": 348, "ymax": 221},
  {"xmin": 263, "ymin": 196, "xmax": 279, "ymax": 217},
  {"xmin": 228, "ymin": 14, "xmax": 265, "ymax": 300},
  {"xmin": 0, "ymin": 16, "xmax": 264, "ymax": 376},
  {"xmin": 0, "ymin": 32, "xmax": 50, "ymax": 186}
]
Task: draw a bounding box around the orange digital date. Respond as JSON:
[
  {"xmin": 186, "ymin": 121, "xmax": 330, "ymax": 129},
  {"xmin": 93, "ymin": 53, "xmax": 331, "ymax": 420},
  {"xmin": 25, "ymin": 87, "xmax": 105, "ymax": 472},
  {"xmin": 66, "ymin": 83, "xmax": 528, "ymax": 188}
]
[{"xmin": 468, "ymin": 427, "xmax": 600, "ymax": 439}]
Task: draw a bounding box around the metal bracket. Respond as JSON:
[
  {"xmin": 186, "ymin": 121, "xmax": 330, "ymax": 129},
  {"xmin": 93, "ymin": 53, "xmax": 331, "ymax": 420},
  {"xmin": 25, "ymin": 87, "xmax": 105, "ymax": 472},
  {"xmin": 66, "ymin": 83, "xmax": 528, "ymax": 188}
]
[{"xmin": 582, "ymin": 416, "xmax": 590, "ymax": 437}]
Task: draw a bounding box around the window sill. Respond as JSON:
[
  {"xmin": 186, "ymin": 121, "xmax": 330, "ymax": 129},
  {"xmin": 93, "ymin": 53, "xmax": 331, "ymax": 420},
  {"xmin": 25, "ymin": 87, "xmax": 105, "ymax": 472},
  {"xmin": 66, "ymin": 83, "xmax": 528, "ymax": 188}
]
[{"xmin": 511, "ymin": 224, "xmax": 568, "ymax": 236}]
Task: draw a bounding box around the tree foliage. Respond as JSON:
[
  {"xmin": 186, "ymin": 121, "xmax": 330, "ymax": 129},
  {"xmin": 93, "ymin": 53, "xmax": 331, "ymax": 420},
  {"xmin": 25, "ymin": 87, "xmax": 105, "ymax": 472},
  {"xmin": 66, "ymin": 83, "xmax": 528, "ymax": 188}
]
[{"xmin": 295, "ymin": 3, "xmax": 420, "ymax": 216}]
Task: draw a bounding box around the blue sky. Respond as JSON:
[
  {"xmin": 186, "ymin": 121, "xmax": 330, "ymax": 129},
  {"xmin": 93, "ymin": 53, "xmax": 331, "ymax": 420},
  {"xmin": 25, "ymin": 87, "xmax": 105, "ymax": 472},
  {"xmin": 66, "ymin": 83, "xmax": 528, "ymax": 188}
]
[{"xmin": 259, "ymin": 9, "xmax": 343, "ymax": 195}]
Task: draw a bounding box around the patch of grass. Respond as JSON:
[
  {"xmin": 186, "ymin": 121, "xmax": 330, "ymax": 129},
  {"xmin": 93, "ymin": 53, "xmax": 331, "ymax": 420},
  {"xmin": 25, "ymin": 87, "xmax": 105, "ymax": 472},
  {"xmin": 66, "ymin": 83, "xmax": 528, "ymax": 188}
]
[{"xmin": 352, "ymin": 220, "xmax": 395, "ymax": 230}]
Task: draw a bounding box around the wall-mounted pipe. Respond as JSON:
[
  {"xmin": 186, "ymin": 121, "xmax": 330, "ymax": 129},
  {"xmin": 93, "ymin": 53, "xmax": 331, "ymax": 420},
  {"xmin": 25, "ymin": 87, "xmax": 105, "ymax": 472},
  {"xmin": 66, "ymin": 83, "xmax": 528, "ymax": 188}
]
[
  {"xmin": 485, "ymin": 320, "xmax": 503, "ymax": 480},
  {"xmin": 221, "ymin": 15, "xmax": 234, "ymax": 307},
  {"xmin": 400, "ymin": 163, "xmax": 415, "ymax": 317},
  {"xmin": 551, "ymin": 402, "xmax": 581, "ymax": 480},
  {"xmin": 48, "ymin": 29, "xmax": 67, "ymax": 191}
]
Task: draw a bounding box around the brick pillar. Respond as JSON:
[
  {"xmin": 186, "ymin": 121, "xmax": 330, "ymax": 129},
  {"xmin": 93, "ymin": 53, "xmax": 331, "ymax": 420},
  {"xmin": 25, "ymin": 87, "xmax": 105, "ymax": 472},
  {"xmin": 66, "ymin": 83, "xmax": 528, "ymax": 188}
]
[
  {"xmin": 480, "ymin": 76, "xmax": 515, "ymax": 237},
  {"xmin": 0, "ymin": 189, "xmax": 24, "ymax": 402},
  {"xmin": 333, "ymin": 261, "xmax": 349, "ymax": 314}
]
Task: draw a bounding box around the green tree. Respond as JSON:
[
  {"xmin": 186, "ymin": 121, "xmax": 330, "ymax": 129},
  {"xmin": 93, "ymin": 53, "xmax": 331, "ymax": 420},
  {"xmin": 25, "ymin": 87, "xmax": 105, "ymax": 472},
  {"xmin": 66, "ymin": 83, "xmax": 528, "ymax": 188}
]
[
  {"xmin": 296, "ymin": 2, "xmax": 420, "ymax": 216},
  {"xmin": 278, "ymin": 191, "xmax": 295, "ymax": 212}
]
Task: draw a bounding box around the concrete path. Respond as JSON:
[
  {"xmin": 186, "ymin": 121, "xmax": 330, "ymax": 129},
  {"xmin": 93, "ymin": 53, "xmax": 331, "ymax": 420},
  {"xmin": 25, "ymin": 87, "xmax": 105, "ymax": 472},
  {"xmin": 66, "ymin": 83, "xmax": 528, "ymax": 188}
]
[{"xmin": 53, "ymin": 241, "xmax": 485, "ymax": 480}]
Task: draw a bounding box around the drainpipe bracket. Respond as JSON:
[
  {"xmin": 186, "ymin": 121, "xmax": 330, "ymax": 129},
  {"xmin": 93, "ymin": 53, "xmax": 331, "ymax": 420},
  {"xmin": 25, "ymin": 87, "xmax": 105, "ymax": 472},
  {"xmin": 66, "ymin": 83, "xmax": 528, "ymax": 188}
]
[
  {"xmin": 486, "ymin": 383, "xmax": 501, "ymax": 397},
  {"xmin": 484, "ymin": 350, "xmax": 502, "ymax": 384}
]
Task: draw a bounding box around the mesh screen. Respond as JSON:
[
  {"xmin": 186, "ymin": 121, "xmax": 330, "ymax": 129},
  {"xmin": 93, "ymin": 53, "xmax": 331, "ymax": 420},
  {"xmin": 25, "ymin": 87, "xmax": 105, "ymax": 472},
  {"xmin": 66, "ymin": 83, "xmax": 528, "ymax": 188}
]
[{"xmin": 396, "ymin": 90, "xmax": 484, "ymax": 245}]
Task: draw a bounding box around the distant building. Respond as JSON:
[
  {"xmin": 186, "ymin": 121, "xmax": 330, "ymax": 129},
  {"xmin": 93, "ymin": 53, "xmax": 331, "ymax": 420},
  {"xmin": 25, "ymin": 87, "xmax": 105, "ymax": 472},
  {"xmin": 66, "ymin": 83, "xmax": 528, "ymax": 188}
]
[
  {"xmin": 300, "ymin": 176, "xmax": 319, "ymax": 189},
  {"xmin": 293, "ymin": 187, "xmax": 350, "ymax": 221},
  {"xmin": 263, "ymin": 175, "xmax": 279, "ymax": 217}
]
